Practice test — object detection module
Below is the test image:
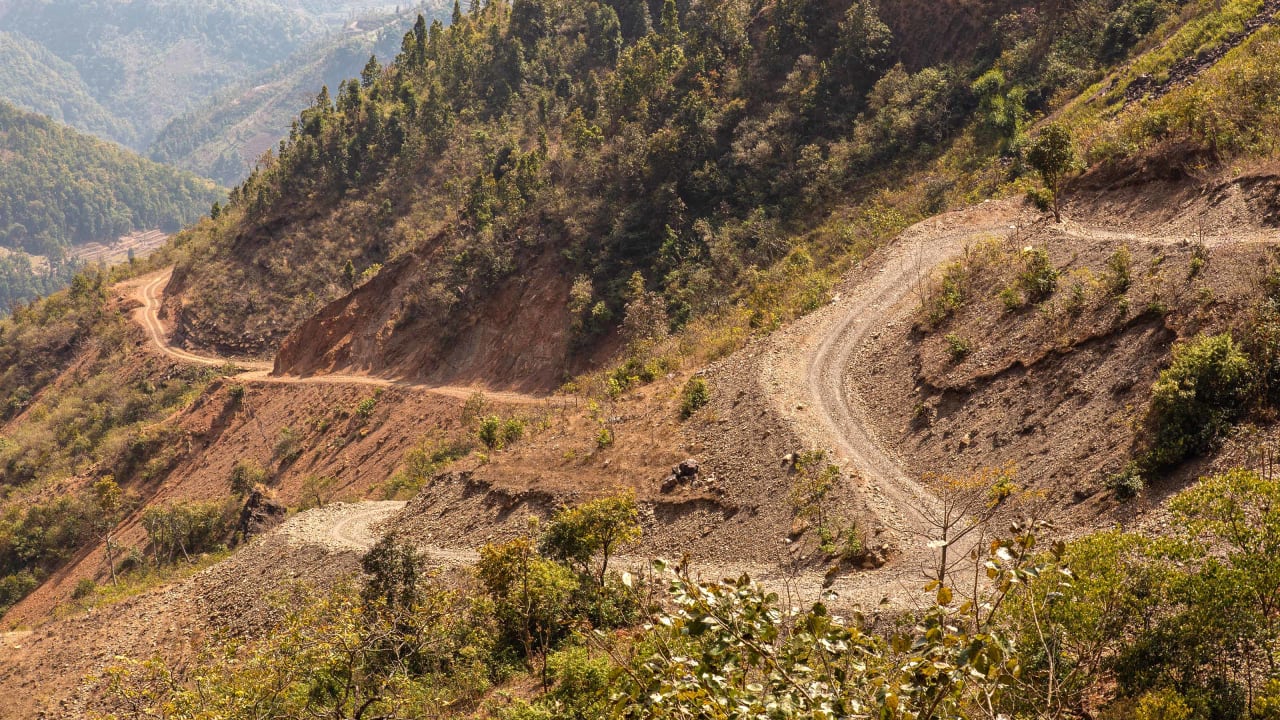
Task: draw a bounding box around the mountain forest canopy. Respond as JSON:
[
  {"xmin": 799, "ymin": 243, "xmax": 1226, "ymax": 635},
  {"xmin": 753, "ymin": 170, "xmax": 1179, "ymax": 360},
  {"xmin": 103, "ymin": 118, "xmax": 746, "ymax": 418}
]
[
  {"xmin": 0, "ymin": 0, "xmax": 443, "ymax": 156},
  {"xmin": 0, "ymin": 101, "xmax": 222, "ymax": 259},
  {"xmin": 172, "ymin": 0, "xmax": 1203, "ymax": 361}
]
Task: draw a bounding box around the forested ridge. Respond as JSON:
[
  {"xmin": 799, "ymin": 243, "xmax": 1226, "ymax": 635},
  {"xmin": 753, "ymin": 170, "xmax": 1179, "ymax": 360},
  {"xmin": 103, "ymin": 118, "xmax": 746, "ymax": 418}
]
[
  {"xmin": 173, "ymin": 0, "xmax": 1211, "ymax": 362},
  {"xmin": 147, "ymin": 9, "xmax": 432, "ymax": 185},
  {"xmin": 0, "ymin": 101, "xmax": 222, "ymax": 259}
]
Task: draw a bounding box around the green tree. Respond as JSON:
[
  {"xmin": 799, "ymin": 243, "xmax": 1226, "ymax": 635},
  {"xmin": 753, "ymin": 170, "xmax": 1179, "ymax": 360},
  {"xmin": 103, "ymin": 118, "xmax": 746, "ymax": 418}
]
[
  {"xmin": 477, "ymin": 537, "xmax": 579, "ymax": 668},
  {"xmin": 1026, "ymin": 122, "xmax": 1079, "ymax": 223},
  {"xmin": 360, "ymin": 54, "xmax": 380, "ymax": 88},
  {"xmin": 92, "ymin": 477, "xmax": 124, "ymax": 585},
  {"xmin": 343, "ymin": 259, "xmax": 358, "ymax": 290},
  {"xmin": 539, "ymin": 493, "xmax": 641, "ymax": 585}
]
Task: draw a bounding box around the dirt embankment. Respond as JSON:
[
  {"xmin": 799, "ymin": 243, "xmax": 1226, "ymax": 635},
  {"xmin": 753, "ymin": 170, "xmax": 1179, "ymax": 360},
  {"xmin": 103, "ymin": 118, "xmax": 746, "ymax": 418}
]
[{"xmin": 273, "ymin": 247, "xmax": 599, "ymax": 394}]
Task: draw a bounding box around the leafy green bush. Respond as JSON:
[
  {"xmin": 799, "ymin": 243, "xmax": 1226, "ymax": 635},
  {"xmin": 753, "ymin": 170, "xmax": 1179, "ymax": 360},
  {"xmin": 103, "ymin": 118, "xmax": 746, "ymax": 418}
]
[
  {"xmin": 1018, "ymin": 247, "xmax": 1059, "ymax": 303},
  {"xmin": 141, "ymin": 500, "xmax": 234, "ymax": 564},
  {"xmin": 1144, "ymin": 333, "xmax": 1253, "ymax": 469},
  {"xmin": 229, "ymin": 459, "xmax": 270, "ymax": 496},
  {"xmin": 384, "ymin": 437, "xmax": 472, "ymax": 498},
  {"xmin": 595, "ymin": 425, "xmax": 614, "ymax": 448},
  {"xmin": 478, "ymin": 415, "xmax": 525, "ymax": 450},
  {"xmin": 1107, "ymin": 245, "xmax": 1133, "ymax": 295},
  {"xmin": 354, "ymin": 395, "xmax": 379, "ymax": 419},
  {"xmin": 925, "ymin": 260, "xmax": 967, "ymax": 325},
  {"xmin": 478, "ymin": 416, "xmax": 503, "ymax": 450},
  {"xmin": 72, "ymin": 577, "xmax": 97, "ymax": 600},
  {"xmin": 944, "ymin": 333, "xmax": 973, "ymax": 362},
  {"xmin": 1108, "ymin": 461, "xmax": 1146, "ymax": 500},
  {"xmin": 679, "ymin": 376, "xmax": 709, "ymax": 419},
  {"xmin": 539, "ymin": 494, "xmax": 641, "ymax": 585}
]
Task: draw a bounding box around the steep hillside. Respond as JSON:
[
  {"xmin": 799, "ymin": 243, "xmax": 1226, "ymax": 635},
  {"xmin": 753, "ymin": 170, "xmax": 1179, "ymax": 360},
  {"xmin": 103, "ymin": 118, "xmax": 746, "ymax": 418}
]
[
  {"xmin": 0, "ymin": 102, "xmax": 222, "ymax": 263},
  {"xmin": 7, "ymin": 1, "xmax": 1280, "ymax": 718},
  {"xmin": 148, "ymin": 11, "xmax": 431, "ymax": 185},
  {"xmin": 168, "ymin": 0, "xmax": 1189, "ymax": 381}
]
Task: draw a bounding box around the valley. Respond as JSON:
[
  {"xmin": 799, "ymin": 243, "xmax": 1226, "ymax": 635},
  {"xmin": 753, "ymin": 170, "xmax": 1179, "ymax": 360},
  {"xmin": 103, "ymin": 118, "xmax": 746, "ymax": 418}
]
[{"xmin": 3, "ymin": 0, "xmax": 1280, "ymax": 718}]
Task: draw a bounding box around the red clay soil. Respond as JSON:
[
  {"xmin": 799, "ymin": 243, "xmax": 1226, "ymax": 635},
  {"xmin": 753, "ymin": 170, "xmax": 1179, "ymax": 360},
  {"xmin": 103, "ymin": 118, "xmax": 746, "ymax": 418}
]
[{"xmin": 274, "ymin": 246, "xmax": 605, "ymax": 394}]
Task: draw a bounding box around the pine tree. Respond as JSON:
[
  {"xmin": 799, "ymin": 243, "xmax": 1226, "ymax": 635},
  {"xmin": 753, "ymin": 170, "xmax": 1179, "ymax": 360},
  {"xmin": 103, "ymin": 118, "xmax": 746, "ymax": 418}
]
[
  {"xmin": 660, "ymin": 0, "xmax": 680, "ymax": 37},
  {"xmin": 452, "ymin": 0, "xmax": 463, "ymax": 24},
  {"xmin": 360, "ymin": 55, "xmax": 380, "ymax": 88},
  {"xmin": 413, "ymin": 13, "xmax": 428, "ymax": 63}
]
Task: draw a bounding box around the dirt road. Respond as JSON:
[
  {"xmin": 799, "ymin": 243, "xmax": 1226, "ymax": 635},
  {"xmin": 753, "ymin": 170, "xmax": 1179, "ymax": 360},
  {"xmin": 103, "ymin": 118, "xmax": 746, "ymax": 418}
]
[
  {"xmin": 125, "ymin": 269, "xmax": 545, "ymax": 405},
  {"xmin": 757, "ymin": 204, "xmax": 1025, "ymax": 578}
]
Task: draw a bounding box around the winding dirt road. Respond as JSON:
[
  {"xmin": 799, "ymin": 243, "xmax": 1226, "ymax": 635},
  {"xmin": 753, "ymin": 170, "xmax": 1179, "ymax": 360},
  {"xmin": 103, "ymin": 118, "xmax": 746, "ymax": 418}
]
[
  {"xmin": 759, "ymin": 205, "xmax": 1025, "ymax": 576},
  {"xmin": 126, "ymin": 269, "xmax": 544, "ymax": 405}
]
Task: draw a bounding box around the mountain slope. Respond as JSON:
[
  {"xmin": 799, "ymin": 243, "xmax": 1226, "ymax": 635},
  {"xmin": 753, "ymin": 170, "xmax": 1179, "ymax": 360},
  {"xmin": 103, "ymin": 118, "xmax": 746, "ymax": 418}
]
[
  {"xmin": 0, "ymin": 0, "xmax": 326, "ymax": 146},
  {"xmin": 0, "ymin": 101, "xmax": 223, "ymax": 261},
  {"xmin": 0, "ymin": 31, "xmax": 129, "ymax": 145},
  {"xmin": 166, "ymin": 0, "xmax": 1202, "ymax": 381},
  {"xmin": 148, "ymin": 11, "xmax": 429, "ymax": 185}
]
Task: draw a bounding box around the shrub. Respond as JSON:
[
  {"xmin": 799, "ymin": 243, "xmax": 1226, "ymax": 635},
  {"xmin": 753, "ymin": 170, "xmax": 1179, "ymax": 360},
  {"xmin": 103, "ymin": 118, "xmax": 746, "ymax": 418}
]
[
  {"xmin": 1108, "ymin": 461, "xmax": 1145, "ymax": 500},
  {"xmin": 229, "ymin": 459, "xmax": 269, "ymax": 495},
  {"xmin": 1018, "ymin": 247, "xmax": 1058, "ymax": 302},
  {"xmin": 478, "ymin": 416, "xmax": 503, "ymax": 449},
  {"xmin": 1107, "ymin": 246, "xmax": 1132, "ymax": 295},
  {"xmin": 944, "ymin": 333, "xmax": 973, "ymax": 362},
  {"xmin": 478, "ymin": 537, "xmax": 580, "ymax": 659},
  {"xmin": 384, "ymin": 437, "xmax": 472, "ymax": 498},
  {"xmin": 791, "ymin": 450, "xmax": 840, "ymax": 530},
  {"xmin": 141, "ymin": 500, "xmax": 233, "ymax": 564},
  {"xmin": 595, "ymin": 425, "xmax": 614, "ymax": 448},
  {"xmin": 273, "ymin": 426, "xmax": 302, "ymax": 464},
  {"xmin": 543, "ymin": 644, "xmax": 613, "ymax": 720},
  {"xmin": 999, "ymin": 286, "xmax": 1022, "ymax": 311},
  {"xmin": 461, "ymin": 392, "xmax": 489, "ymax": 427},
  {"xmin": 1144, "ymin": 333, "xmax": 1253, "ymax": 469},
  {"xmin": 0, "ymin": 571, "xmax": 38, "ymax": 613},
  {"xmin": 679, "ymin": 376, "xmax": 709, "ymax": 418},
  {"xmin": 72, "ymin": 577, "xmax": 97, "ymax": 600},
  {"xmin": 354, "ymin": 395, "xmax": 378, "ymax": 419},
  {"xmin": 502, "ymin": 418, "xmax": 525, "ymax": 446},
  {"xmin": 300, "ymin": 475, "xmax": 337, "ymax": 509},
  {"xmin": 1026, "ymin": 186, "xmax": 1054, "ymax": 212},
  {"xmin": 926, "ymin": 261, "xmax": 967, "ymax": 325}
]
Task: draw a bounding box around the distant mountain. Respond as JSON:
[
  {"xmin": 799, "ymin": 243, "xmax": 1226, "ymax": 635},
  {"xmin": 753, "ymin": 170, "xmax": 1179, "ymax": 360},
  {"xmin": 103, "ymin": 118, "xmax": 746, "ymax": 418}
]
[
  {"xmin": 0, "ymin": 101, "xmax": 222, "ymax": 262},
  {"xmin": 0, "ymin": 1, "xmax": 446, "ymax": 182},
  {"xmin": 148, "ymin": 12, "xmax": 424, "ymax": 185},
  {"xmin": 0, "ymin": 31, "xmax": 131, "ymax": 145},
  {"xmin": 0, "ymin": 0, "xmax": 330, "ymax": 147}
]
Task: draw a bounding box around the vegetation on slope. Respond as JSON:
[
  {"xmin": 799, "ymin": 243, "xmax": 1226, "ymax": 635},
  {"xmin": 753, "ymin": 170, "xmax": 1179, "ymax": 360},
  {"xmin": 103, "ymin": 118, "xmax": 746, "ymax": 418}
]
[
  {"xmin": 0, "ymin": 101, "xmax": 223, "ymax": 259},
  {"xmin": 97, "ymin": 471, "xmax": 1280, "ymax": 719},
  {"xmin": 0, "ymin": 268, "xmax": 234, "ymax": 615},
  {"xmin": 0, "ymin": 31, "xmax": 129, "ymax": 144},
  {"xmin": 0, "ymin": 0, "xmax": 328, "ymax": 146},
  {"xmin": 171, "ymin": 0, "xmax": 1192, "ymax": 364}
]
